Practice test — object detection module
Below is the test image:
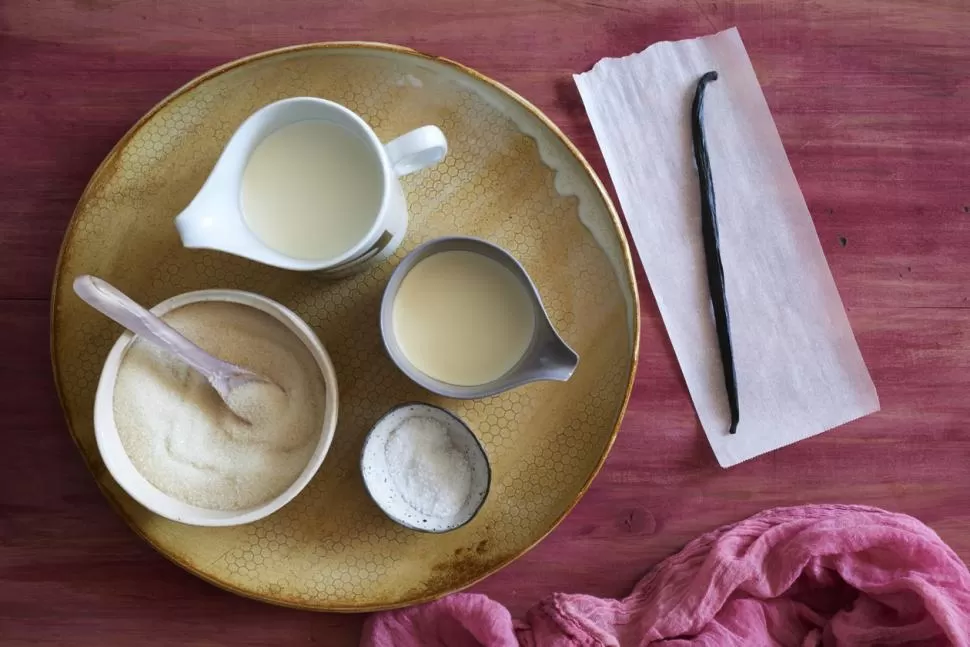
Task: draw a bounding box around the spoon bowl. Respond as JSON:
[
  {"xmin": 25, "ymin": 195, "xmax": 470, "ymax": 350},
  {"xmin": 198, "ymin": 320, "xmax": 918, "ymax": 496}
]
[{"xmin": 73, "ymin": 275, "xmax": 274, "ymax": 421}]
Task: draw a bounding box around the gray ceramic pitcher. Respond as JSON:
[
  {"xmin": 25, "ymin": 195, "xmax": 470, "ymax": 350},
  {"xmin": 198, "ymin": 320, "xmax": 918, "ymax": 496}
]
[{"xmin": 380, "ymin": 236, "xmax": 579, "ymax": 399}]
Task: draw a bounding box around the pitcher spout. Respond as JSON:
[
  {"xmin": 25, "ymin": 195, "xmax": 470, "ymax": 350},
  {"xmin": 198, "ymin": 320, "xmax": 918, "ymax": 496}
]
[
  {"xmin": 530, "ymin": 332, "xmax": 579, "ymax": 383},
  {"xmin": 174, "ymin": 186, "xmax": 253, "ymax": 258},
  {"xmin": 175, "ymin": 202, "xmax": 223, "ymax": 250},
  {"xmin": 174, "ymin": 123, "xmax": 251, "ymax": 255}
]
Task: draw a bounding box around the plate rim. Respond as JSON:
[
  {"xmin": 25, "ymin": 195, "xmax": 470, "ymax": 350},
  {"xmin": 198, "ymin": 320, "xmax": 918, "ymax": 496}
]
[{"xmin": 49, "ymin": 41, "xmax": 642, "ymax": 612}]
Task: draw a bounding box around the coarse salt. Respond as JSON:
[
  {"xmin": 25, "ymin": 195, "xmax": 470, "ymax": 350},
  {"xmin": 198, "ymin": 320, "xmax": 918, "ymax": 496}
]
[{"xmin": 384, "ymin": 416, "xmax": 472, "ymax": 519}]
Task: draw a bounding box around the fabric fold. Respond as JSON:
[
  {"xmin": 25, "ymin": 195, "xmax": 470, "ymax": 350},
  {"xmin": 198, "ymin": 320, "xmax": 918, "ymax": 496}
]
[{"xmin": 362, "ymin": 505, "xmax": 970, "ymax": 646}]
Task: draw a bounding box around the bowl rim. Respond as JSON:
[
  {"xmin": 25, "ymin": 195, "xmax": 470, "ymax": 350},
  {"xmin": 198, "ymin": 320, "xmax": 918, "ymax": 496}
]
[
  {"xmin": 93, "ymin": 288, "xmax": 339, "ymax": 527},
  {"xmin": 359, "ymin": 401, "xmax": 491, "ymax": 533}
]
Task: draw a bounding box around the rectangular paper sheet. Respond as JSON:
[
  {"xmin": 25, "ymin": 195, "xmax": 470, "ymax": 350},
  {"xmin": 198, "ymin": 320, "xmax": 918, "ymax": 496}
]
[{"xmin": 574, "ymin": 28, "xmax": 879, "ymax": 467}]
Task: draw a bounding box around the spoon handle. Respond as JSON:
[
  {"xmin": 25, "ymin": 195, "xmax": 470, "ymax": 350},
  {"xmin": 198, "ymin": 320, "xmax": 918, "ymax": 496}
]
[{"xmin": 72, "ymin": 275, "xmax": 234, "ymax": 381}]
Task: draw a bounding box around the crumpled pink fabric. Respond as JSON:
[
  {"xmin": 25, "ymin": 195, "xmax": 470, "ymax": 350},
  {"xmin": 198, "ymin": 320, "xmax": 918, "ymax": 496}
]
[{"xmin": 362, "ymin": 505, "xmax": 970, "ymax": 646}]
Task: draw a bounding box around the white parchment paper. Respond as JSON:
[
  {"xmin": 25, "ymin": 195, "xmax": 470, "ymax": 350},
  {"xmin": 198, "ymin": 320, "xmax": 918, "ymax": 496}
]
[{"xmin": 574, "ymin": 28, "xmax": 879, "ymax": 467}]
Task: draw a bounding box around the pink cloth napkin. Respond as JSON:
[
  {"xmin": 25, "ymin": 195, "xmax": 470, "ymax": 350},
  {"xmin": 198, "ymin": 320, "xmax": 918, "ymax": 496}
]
[{"xmin": 362, "ymin": 505, "xmax": 970, "ymax": 646}]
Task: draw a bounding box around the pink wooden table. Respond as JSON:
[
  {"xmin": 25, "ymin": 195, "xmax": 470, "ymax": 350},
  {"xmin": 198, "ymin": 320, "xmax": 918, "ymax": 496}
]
[{"xmin": 2, "ymin": 0, "xmax": 969, "ymax": 644}]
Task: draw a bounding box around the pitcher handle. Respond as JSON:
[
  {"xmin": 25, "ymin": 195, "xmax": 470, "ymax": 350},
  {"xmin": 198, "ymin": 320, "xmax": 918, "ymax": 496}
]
[{"xmin": 384, "ymin": 126, "xmax": 448, "ymax": 177}]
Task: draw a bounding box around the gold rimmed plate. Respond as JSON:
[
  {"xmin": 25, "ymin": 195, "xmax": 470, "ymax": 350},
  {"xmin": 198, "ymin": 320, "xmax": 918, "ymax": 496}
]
[{"xmin": 51, "ymin": 42, "xmax": 640, "ymax": 611}]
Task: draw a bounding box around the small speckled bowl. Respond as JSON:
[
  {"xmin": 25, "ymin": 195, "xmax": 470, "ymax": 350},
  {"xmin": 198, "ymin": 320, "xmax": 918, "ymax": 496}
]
[
  {"xmin": 360, "ymin": 403, "xmax": 490, "ymax": 533},
  {"xmin": 93, "ymin": 289, "xmax": 339, "ymax": 527}
]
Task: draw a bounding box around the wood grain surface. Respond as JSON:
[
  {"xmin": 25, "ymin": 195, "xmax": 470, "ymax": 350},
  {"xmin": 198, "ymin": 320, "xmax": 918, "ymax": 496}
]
[{"xmin": 2, "ymin": 0, "xmax": 968, "ymax": 644}]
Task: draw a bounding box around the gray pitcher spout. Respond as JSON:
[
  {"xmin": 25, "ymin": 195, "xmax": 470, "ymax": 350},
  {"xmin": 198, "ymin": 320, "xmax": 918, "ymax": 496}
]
[
  {"xmin": 529, "ymin": 331, "xmax": 579, "ymax": 383},
  {"xmin": 379, "ymin": 235, "xmax": 582, "ymax": 399}
]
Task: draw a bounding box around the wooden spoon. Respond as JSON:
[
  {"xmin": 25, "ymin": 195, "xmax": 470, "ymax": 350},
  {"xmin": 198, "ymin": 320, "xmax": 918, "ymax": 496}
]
[{"xmin": 73, "ymin": 275, "xmax": 279, "ymax": 421}]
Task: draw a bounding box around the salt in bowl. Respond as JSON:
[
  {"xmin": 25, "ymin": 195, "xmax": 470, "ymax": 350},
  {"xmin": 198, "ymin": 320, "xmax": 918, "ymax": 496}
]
[{"xmin": 361, "ymin": 403, "xmax": 490, "ymax": 533}]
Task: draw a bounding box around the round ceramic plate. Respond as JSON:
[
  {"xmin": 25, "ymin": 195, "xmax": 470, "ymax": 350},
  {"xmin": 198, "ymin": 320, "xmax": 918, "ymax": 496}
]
[{"xmin": 51, "ymin": 43, "xmax": 640, "ymax": 611}]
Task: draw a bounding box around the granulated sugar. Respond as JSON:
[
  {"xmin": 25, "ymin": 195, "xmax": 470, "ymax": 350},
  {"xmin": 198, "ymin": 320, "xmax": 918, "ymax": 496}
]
[
  {"xmin": 113, "ymin": 301, "xmax": 326, "ymax": 511},
  {"xmin": 384, "ymin": 416, "xmax": 472, "ymax": 519}
]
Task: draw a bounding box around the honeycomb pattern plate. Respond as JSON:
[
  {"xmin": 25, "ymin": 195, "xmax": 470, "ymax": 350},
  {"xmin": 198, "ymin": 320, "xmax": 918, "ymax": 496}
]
[{"xmin": 51, "ymin": 43, "xmax": 640, "ymax": 611}]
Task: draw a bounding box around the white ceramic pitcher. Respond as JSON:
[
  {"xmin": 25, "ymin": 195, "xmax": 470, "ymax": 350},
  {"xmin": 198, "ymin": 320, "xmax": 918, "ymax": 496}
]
[{"xmin": 175, "ymin": 97, "xmax": 447, "ymax": 275}]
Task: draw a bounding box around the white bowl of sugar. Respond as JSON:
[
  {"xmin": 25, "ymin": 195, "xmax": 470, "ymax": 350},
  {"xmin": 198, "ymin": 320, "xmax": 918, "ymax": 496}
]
[{"xmin": 93, "ymin": 289, "xmax": 338, "ymax": 527}]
